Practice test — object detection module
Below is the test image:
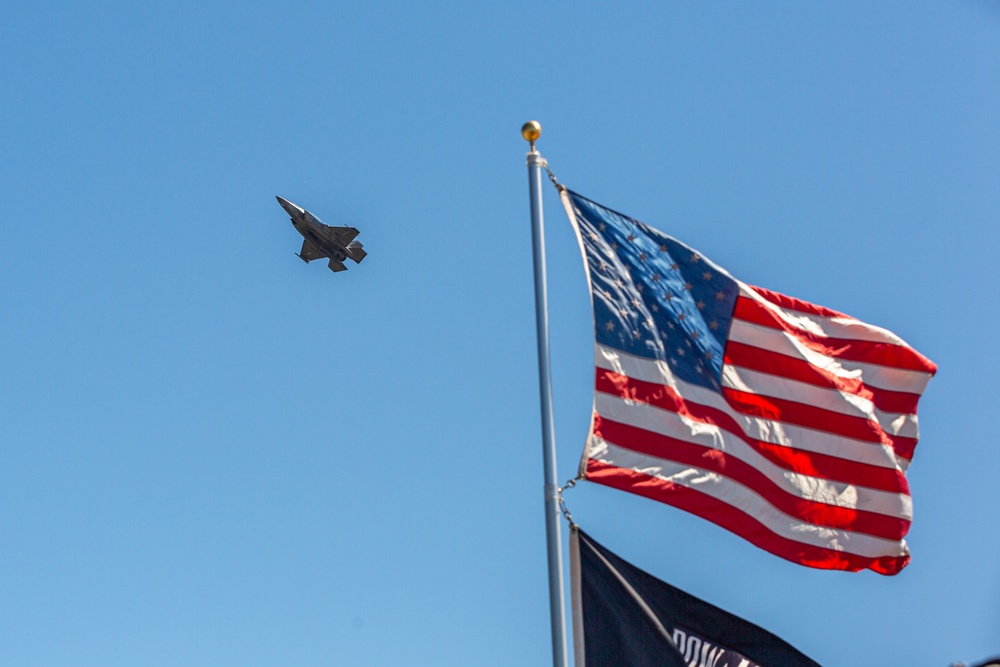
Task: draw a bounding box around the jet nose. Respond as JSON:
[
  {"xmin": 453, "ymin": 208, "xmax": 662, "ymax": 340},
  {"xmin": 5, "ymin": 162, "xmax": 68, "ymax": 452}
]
[{"xmin": 275, "ymin": 196, "xmax": 301, "ymax": 217}]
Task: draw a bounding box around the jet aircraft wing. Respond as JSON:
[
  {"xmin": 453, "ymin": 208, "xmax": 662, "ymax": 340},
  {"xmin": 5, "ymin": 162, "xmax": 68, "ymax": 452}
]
[
  {"xmin": 330, "ymin": 226, "xmax": 360, "ymax": 246},
  {"xmin": 298, "ymin": 239, "xmax": 328, "ymax": 262}
]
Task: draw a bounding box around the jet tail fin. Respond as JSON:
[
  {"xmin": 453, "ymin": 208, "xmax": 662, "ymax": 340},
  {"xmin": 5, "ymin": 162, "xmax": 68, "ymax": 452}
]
[
  {"xmin": 327, "ymin": 258, "xmax": 348, "ymax": 272},
  {"xmin": 346, "ymin": 240, "xmax": 367, "ymax": 263}
]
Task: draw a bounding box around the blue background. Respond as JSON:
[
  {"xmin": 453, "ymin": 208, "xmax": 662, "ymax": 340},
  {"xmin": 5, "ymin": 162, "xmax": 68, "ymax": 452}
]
[{"xmin": 2, "ymin": 2, "xmax": 997, "ymax": 665}]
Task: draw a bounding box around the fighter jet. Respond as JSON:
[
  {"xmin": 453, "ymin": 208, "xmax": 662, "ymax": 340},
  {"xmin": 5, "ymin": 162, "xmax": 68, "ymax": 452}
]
[{"xmin": 276, "ymin": 196, "xmax": 366, "ymax": 272}]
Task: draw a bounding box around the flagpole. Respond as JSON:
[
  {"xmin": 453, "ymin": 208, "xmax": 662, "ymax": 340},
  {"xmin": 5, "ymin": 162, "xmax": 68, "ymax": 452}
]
[{"xmin": 522, "ymin": 120, "xmax": 570, "ymax": 667}]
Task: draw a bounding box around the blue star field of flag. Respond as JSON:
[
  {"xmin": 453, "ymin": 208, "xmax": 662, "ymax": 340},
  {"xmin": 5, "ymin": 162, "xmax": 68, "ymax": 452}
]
[{"xmin": 566, "ymin": 190, "xmax": 740, "ymax": 391}]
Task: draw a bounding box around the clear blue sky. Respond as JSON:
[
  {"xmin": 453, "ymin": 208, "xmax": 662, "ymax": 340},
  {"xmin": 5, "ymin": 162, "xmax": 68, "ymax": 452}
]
[{"xmin": 2, "ymin": 2, "xmax": 998, "ymax": 665}]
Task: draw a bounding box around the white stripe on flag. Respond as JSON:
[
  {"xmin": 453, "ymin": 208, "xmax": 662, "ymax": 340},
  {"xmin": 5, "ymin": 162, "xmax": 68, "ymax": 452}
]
[
  {"xmin": 740, "ymin": 284, "xmax": 914, "ymax": 347},
  {"xmin": 595, "ymin": 345, "xmax": 908, "ymax": 471},
  {"xmin": 593, "ymin": 391, "xmax": 913, "ymax": 519},
  {"xmin": 720, "ymin": 365, "xmax": 920, "ymax": 437},
  {"xmin": 727, "ymin": 320, "xmax": 933, "ymax": 396},
  {"xmin": 588, "ymin": 437, "xmax": 910, "ymax": 560}
]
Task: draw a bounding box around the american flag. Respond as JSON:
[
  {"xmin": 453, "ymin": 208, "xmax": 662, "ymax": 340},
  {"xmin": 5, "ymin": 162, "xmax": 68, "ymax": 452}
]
[{"xmin": 561, "ymin": 189, "xmax": 936, "ymax": 575}]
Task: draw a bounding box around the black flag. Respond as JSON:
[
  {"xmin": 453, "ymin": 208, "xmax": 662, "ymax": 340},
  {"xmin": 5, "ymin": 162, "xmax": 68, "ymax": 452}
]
[
  {"xmin": 968, "ymin": 658, "xmax": 1000, "ymax": 667},
  {"xmin": 570, "ymin": 526, "xmax": 822, "ymax": 667}
]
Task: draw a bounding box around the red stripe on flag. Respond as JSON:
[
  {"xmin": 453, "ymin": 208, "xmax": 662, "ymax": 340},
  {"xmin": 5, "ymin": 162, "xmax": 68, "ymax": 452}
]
[
  {"xmin": 748, "ymin": 284, "xmax": 850, "ymax": 319},
  {"xmin": 733, "ymin": 296, "xmax": 937, "ymax": 374},
  {"xmin": 594, "ymin": 415, "xmax": 910, "ymax": 540},
  {"xmin": 724, "ymin": 341, "xmax": 921, "ymax": 415},
  {"xmin": 584, "ymin": 459, "xmax": 910, "ymax": 575},
  {"xmin": 595, "ymin": 369, "xmax": 911, "ymax": 492},
  {"xmin": 749, "ymin": 439, "xmax": 909, "ymax": 496},
  {"xmin": 721, "ymin": 387, "xmax": 918, "ymax": 461}
]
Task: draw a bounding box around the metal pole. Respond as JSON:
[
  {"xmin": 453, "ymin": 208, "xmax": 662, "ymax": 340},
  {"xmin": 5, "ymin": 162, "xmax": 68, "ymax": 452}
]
[{"xmin": 522, "ymin": 120, "xmax": 569, "ymax": 667}]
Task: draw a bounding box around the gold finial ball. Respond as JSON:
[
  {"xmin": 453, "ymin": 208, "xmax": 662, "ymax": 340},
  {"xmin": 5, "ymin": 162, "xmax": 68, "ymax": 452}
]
[{"xmin": 521, "ymin": 120, "xmax": 542, "ymax": 143}]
